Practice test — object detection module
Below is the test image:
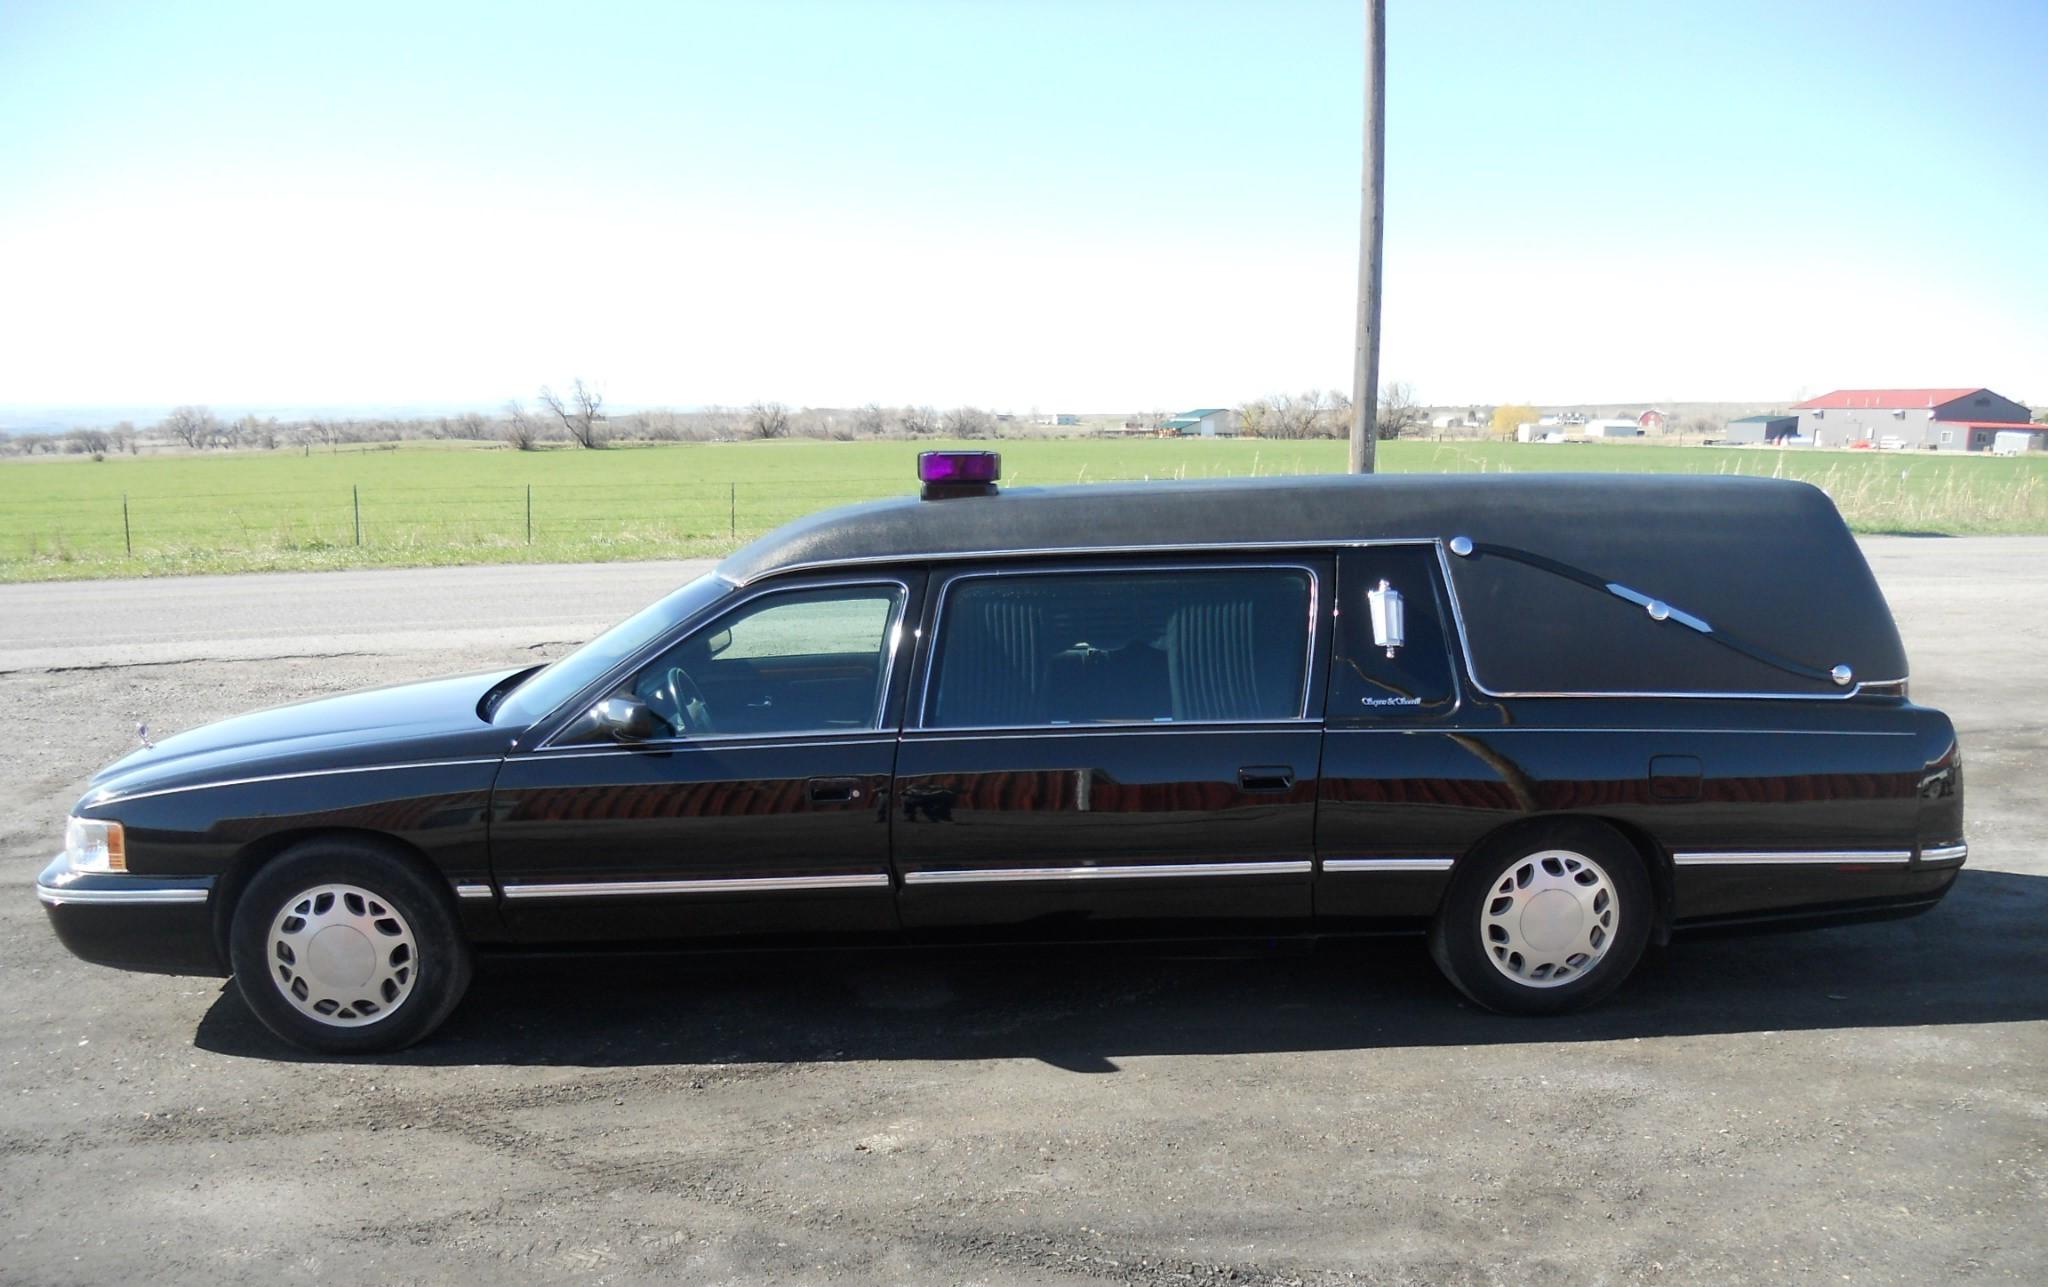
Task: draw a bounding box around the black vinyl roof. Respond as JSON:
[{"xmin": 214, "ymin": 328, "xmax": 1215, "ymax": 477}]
[{"xmin": 716, "ymin": 473, "xmax": 1907, "ymax": 695}]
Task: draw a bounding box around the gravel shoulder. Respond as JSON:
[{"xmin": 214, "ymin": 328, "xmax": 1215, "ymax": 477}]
[{"xmin": 1, "ymin": 541, "xmax": 2042, "ymax": 1285}]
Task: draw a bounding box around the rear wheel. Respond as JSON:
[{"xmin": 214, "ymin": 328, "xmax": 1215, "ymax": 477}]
[
  {"xmin": 1429, "ymin": 821, "xmax": 1652, "ymax": 1015},
  {"xmin": 229, "ymin": 840, "xmax": 472, "ymax": 1053}
]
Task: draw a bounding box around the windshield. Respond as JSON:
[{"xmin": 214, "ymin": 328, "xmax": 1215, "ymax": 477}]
[{"xmin": 491, "ymin": 573, "xmax": 734, "ymax": 728}]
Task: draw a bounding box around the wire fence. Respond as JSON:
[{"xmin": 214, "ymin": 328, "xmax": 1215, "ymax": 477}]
[{"xmin": 0, "ymin": 479, "xmax": 924, "ymax": 561}]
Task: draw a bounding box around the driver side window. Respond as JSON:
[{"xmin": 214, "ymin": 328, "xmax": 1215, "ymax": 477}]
[{"xmin": 615, "ymin": 583, "xmax": 905, "ymax": 740}]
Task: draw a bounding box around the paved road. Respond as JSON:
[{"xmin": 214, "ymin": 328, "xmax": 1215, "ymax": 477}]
[{"xmin": 0, "ymin": 559, "xmax": 716, "ymax": 673}]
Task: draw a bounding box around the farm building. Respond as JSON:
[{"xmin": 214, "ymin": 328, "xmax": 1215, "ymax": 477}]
[
  {"xmin": 1163, "ymin": 408, "xmax": 1238, "ymax": 437},
  {"xmin": 1583, "ymin": 418, "xmax": 1643, "ymax": 439},
  {"xmin": 1724, "ymin": 414, "xmax": 1800, "ymax": 444},
  {"xmin": 1638, "ymin": 409, "xmax": 1667, "ymax": 432},
  {"xmin": 1790, "ymin": 388, "xmax": 2036, "ymax": 451}
]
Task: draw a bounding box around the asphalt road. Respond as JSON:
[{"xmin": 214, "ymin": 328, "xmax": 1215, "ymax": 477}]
[
  {"xmin": 0, "ymin": 539, "xmax": 2042, "ymax": 1284},
  {"xmin": 0, "ymin": 559, "xmax": 717, "ymax": 673}
]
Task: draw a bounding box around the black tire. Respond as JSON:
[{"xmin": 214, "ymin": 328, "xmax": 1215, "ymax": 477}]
[
  {"xmin": 1429, "ymin": 820, "xmax": 1653, "ymax": 1016},
  {"xmin": 229, "ymin": 839, "xmax": 473, "ymax": 1054}
]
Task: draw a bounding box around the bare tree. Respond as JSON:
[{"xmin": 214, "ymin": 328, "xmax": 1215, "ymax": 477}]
[
  {"xmin": 942, "ymin": 406, "xmax": 994, "ymax": 438},
  {"xmin": 1377, "ymin": 380, "xmax": 1423, "ymax": 440},
  {"xmin": 1246, "ymin": 392, "xmax": 1332, "ymax": 440},
  {"xmin": 539, "ymin": 379, "xmax": 607, "ymax": 448},
  {"xmin": 854, "ymin": 403, "xmax": 889, "ymax": 437},
  {"xmin": 502, "ymin": 400, "xmax": 542, "ymax": 451},
  {"xmin": 161, "ymin": 405, "xmax": 219, "ymax": 450},
  {"xmin": 901, "ymin": 405, "xmax": 939, "ymax": 436},
  {"xmin": 746, "ymin": 401, "xmax": 791, "ymax": 439}
]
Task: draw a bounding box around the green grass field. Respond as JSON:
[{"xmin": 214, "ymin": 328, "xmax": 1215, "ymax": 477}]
[{"xmin": 3, "ymin": 436, "xmax": 2045, "ymax": 581}]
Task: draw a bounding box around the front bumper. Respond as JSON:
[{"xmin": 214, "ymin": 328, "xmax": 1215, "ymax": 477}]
[{"xmin": 37, "ymin": 854, "xmax": 225, "ymax": 976}]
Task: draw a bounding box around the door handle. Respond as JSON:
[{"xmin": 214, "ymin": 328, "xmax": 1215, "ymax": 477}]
[
  {"xmin": 807, "ymin": 776, "xmax": 863, "ymax": 803},
  {"xmin": 1238, "ymin": 765, "xmax": 1295, "ymax": 793}
]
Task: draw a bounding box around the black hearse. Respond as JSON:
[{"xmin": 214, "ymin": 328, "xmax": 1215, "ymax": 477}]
[{"xmin": 38, "ymin": 458, "xmax": 1965, "ymax": 1052}]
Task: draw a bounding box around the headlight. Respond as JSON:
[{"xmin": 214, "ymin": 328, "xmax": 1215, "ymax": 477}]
[{"xmin": 65, "ymin": 816, "xmax": 126, "ymax": 873}]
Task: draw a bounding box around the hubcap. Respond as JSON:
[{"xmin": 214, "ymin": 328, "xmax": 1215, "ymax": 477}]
[
  {"xmin": 1479, "ymin": 849, "xmax": 1618, "ymax": 989},
  {"xmin": 267, "ymin": 883, "xmax": 418, "ymax": 1027}
]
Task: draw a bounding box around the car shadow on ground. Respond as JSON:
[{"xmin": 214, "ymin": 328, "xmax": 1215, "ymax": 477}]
[{"xmin": 194, "ymin": 868, "xmax": 2048, "ymax": 1070}]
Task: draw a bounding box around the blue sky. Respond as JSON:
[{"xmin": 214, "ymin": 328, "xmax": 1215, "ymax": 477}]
[{"xmin": 2, "ymin": 0, "xmax": 2043, "ymax": 414}]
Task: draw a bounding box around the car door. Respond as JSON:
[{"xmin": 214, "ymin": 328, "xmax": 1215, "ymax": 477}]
[
  {"xmin": 892, "ymin": 558, "xmax": 1329, "ymax": 938},
  {"xmin": 489, "ymin": 572, "xmax": 922, "ymax": 945},
  {"xmin": 1314, "ymin": 542, "xmax": 1475, "ymax": 928}
]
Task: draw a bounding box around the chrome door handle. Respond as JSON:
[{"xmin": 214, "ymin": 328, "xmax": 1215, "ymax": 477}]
[{"xmin": 1238, "ymin": 765, "xmax": 1295, "ymax": 793}]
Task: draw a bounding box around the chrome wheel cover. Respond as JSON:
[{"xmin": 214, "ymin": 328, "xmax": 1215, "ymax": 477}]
[
  {"xmin": 1480, "ymin": 849, "xmax": 1618, "ymax": 989},
  {"xmin": 267, "ymin": 883, "xmax": 418, "ymax": 1027}
]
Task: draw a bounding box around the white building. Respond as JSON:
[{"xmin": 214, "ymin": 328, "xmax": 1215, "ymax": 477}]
[{"xmin": 1163, "ymin": 408, "xmax": 1238, "ymax": 437}]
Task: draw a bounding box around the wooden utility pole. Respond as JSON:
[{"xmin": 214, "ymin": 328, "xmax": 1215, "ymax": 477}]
[{"xmin": 1349, "ymin": 0, "xmax": 1386, "ymax": 474}]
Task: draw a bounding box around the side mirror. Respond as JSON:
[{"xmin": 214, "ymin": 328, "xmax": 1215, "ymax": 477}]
[{"xmin": 590, "ymin": 696, "xmax": 661, "ymax": 742}]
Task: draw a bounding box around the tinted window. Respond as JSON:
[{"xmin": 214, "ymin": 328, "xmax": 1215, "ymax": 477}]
[
  {"xmin": 574, "ymin": 584, "xmax": 903, "ymax": 741},
  {"xmin": 927, "ymin": 568, "xmax": 1312, "ymax": 728},
  {"xmin": 1329, "ymin": 548, "xmax": 1457, "ymax": 719}
]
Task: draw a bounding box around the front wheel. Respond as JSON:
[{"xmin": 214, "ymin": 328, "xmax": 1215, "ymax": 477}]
[
  {"xmin": 229, "ymin": 840, "xmax": 473, "ymax": 1054},
  {"xmin": 1429, "ymin": 821, "xmax": 1653, "ymax": 1016}
]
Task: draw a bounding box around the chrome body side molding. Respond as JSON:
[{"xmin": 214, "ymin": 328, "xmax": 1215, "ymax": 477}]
[
  {"xmin": 902, "ymin": 861, "xmax": 1313, "ymax": 886},
  {"xmin": 1321, "ymin": 857, "xmax": 1456, "ymax": 874},
  {"xmin": 1672, "ymin": 850, "xmax": 1914, "ymax": 867},
  {"xmin": 500, "ymin": 873, "xmax": 891, "ymax": 899},
  {"xmin": 37, "ymin": 883, "xmax": 210, "ymax": 907}
]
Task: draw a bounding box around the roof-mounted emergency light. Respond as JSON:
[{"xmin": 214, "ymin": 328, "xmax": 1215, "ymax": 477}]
[{"xmin": 919, "ymin": 451, "xmax": 1001, "ymax": 501}]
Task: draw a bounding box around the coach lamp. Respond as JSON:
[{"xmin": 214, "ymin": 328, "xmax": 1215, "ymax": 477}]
[{"xmin": 1367, "ymin": 579, "xmax": 1406, "ymax": 657}]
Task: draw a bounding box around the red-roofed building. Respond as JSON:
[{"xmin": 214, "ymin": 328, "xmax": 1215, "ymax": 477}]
[{"xmin": 1789, "ymin": 387, "xmax": 2035, "ymax": 451}]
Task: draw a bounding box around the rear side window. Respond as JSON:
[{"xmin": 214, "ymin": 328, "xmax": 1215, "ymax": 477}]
[
  {"xmin": 927, "ymin": 567, "xmax": 1313, "ymax": 728},
  {"xmin": 1329, "ymin": 547, "xmax": 1459, "ymax": 720}
]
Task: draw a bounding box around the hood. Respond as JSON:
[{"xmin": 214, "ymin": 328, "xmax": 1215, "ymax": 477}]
[{"xmin": 83, "ymin": 668, "xmax": 525, "ymax": 807}]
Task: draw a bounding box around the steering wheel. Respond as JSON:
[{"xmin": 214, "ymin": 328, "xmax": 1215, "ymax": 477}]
[{"xmin": 656, "ymin": 666, "xmax": 714, "ymax": 736}]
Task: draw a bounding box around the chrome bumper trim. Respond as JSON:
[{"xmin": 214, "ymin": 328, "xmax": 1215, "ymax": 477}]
[
  {"xmin": 37, "ymin": 883, "xmax": 210, "ymax": 907},
  {"xmin": 1322, "ymin": 857, "xmax": 1456, "ymax": 874},
  {"xmin": 1919, "ymin": 843, "xmax": 1968, "ymax": 865},
  {"xmin": 1673, "ymin": 850, "xmax": 1914, "ymax": 867},
  {"xmin": 500, "ymin": 873, "xmax": 891, "ymax": 899},
  {"xmin": 903, "ymin": 861, "xmax": 1312, "ymax": 885}
]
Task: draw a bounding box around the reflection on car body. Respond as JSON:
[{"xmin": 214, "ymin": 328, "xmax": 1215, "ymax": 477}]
[{"xmin": 38, "ymin": 454, "xmax": 1965, "ymax": 1051}]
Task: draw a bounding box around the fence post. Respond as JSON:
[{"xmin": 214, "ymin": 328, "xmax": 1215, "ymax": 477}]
[
  {"xmin": 353, "ymin": 485, "xmax": 361, "ymax": 546},
  {"xmin": 122, "ymin": 494, "xmax": 131, "ymax": 556},
  {"xmin": 526, "ymin": 484, "xmax": 533, "ymax": 544},
  {"xmin": 729, "ymin": 483, "xmax": 736, "ymax": 539}
]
